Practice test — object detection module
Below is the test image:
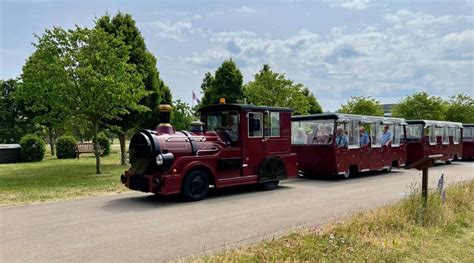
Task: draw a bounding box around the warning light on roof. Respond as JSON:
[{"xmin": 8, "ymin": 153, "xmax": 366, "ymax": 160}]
[{"xmin": 219, "ymin": 98, "xmax": 226, "ymax": 104}]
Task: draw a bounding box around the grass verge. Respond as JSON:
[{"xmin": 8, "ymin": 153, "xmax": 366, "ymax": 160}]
[
  {"xmin": 0, "ymin": 152, "xmax": 128, "ymax": 206},
  {"xmin": 202, "ymin": 180, "xmax": 474, "ymax": 262}
]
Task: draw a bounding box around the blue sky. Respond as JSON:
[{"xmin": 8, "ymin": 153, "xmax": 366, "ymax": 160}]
[{"xmin": 1, "ymin": 0, "xmax": 473, "ymax": 111}]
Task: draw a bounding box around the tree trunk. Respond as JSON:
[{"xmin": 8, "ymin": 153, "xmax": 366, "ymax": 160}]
[
  {"xmin": 119, "ymin": 132, "xmax": 127, "ymax": 166},
  {"xmin": 48, "ymin": 127, "xmax": 55, "ymax": 156},
  {"xmin": 93, "ymin": 122, "xmax": 102, "ymax": 174}
]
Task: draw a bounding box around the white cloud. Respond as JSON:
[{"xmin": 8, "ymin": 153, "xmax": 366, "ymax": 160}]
[
  {"xmin": 327, "ymin": 0, "xmax": 372, "ymax": 11},
  {"xmin": 230, "ymin": 6, "xmax": 256, "ymax": 13},
  {"xmin": 140, "ymin": 16, "xmax": 210, "ymax": 42},
  {"xmin": 182, "ymin": 9, "xmax": 473, "ymax": 110}
]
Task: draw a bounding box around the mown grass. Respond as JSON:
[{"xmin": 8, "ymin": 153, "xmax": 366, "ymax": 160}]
[
  {"xmin": 201, "ymin": 180, "xmax": 474, "ymax": 262},
  {"xmin": 0, "ymin": 147, "xmax": 128, "ymax": 206}
]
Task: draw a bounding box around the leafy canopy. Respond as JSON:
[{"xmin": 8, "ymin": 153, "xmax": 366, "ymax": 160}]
[
  {"xmin": 392, "ymin": 92, "xmax": 447, "ymax": 120},
  {"xmin": 244, "ymin": 65, "xmax": 322, "ymax": 115},
  {"xmin": 337, "ymin": 96, "xmax": 384, "ymax": 116},
  {"xmin": 200, "ymin": 59, "xmax": 244, "ymax": 105},
  {"xmin": 445, "ymin": 93, "xmax": 474, "ymax": 123}
]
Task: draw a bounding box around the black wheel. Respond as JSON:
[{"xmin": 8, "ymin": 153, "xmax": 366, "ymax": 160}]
[
  {"xmin": 261, "ymin": 180, "xmax": 279, "ymax": 190},
  {"xmin": 446, "ymin": 160, "xmax": 452, "ymax": 164},
  {"xmin": 182, "ymin": 170, "xmax": 209, "ymax": 201}
]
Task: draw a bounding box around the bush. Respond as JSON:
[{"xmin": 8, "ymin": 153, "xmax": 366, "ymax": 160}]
[
  {"xmin": 93, "ymin": 132, "xmax": 111, "ymax": 156},
  {"xmin": 56, "ymin": 135, "xmax": 77, "ymax": 159},
  {"xmin": 19, "ymin": 134, "xmax": 45, "ymax": 162}
]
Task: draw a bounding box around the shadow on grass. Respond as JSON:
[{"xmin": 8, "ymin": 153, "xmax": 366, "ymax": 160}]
[{"xmin": 101, "ymin": 184, "xmax": 293, "ymax": 212}]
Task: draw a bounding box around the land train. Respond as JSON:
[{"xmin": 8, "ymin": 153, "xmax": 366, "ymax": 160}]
[{"xmin": 121, "ymin": 103, "xmax": 464, "ymax": 201}]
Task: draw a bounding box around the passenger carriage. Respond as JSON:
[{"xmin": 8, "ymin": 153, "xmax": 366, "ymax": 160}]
[
  {"xmin": 405, "ymin": 120, "xmax": 463, "ymax": 165},
  {"xmin": 291, "ymin": 113, "xmax": 407, "ymax": 179},
  {"xmin": 462, "ymin": 124, "xmax": 474, "ymax": 160}
]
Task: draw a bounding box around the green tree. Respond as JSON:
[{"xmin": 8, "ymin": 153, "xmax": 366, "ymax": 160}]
[
  {"xmin": 0, "ymin": 79, "xmax": 39, "ymax": 143},
  {"xmin": 96, "ymin": 12, "xmax": 172, "ymax": 165},
  {"xmin": 445, "ymin": 93, "xmax": 474, "ymax": 123},
  {"xmin": 392, "ymin": 92, "xmax": 447, "ymax": 120},
  {"xmin": 337, "ymin": 96, "xmax": 384, "ymax": 116},
  {"xmin": 200, "ymin": 59, "xmax": 243, "ymax": 106},
  {"xmin": 244, "ymin": 65, "xmax": 322, "ymax": 115},
  {"xmin": 67, "ymin": 26, "xmax": 147, "ymax": 174},
  {"xmin": 171, "ymin": 100, "xmax": 196, "ymax": 131},
  {"xmin": 18, "ymin": 27, "xmax": 73, "ymax": 156},
  {"xmin": 302, "ymin": 87, "xmax": 323, "ymax": 114}
]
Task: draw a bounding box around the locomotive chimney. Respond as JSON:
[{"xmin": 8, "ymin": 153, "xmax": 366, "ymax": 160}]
[{"xmin": 156, "ymin": 104, "xmax": 175, "ymax": 134}]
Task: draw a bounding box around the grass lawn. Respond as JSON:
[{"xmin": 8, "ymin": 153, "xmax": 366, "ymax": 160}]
[
  {"xmin": 0, "ymin": 149, "xmax": 129, "ymax": 206},
  {"xmin": 202, "ymin": 181, "xmax": 474, "ymax": 262}
]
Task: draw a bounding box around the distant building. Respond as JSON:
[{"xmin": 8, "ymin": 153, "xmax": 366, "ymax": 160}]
[{"xmin": 381, "ymin": 104, "xmax": 397, "ymax": 117}]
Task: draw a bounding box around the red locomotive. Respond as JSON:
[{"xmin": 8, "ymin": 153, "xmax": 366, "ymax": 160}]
[
  {"xmin": 121, "ymin": 103, "xmax": 297, "ymax": 201},
  {"xmin": 291, "ymin": 113, "xmax": 407, "ymax": 179},
  {"xmin": 462, "ymin": 124, "xmax": 474, "ymax": 160},
  {"xmin": 406, "ymin": 120, "xmax": 463, "ymax": 164}
]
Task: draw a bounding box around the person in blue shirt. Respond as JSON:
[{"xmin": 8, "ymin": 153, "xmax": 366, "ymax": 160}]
[
  {"xmin": 359, "ymin": 126, "xmax": 369, "ymax": 146},
  {"xmin": 335, "ymin": 126, "xmax": 348, "ymax": 147},
  {"xmin": 381, "ymin": 125, "xmax": 393, "ymax": 146}
]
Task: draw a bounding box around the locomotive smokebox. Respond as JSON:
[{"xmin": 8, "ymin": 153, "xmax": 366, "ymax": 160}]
[{"xmin": 157, "ymin": 104, "xmax": 175, "ymax": 134}]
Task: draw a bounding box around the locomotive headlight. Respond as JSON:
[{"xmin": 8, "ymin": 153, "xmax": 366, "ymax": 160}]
[
  {"xmin": 155, "ymin": 154, "xmax": 164, "ymax": 165},
  {"xmin": 155, "ymin": 153, "xmax": 174, "ymax": 167}
]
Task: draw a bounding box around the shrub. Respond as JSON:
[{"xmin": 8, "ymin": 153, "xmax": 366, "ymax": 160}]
[
  {"xmin": 19, "ymin": 134, "xmax": 46, "ymax": 162},
  {"xmin": 56, "ymin": 135, "xmax": 77, "ymax": 159},
  {"xmin": 93, "ymin": 132, "xmax": 111, "ymax": 156}
]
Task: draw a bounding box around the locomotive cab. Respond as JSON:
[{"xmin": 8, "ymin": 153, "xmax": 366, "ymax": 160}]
[{"xmin": 122, "ymin": 103, "xmax": 297, "ymax": 201}]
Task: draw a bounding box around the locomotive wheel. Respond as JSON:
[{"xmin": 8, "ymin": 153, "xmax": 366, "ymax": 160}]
[
  {"xmin": 261, "ymin": 180, "xmax": 279, "ymax": 190},
  {"xmin": 182, "ymin": 170, "xmax": 209, "ymax": 201}
]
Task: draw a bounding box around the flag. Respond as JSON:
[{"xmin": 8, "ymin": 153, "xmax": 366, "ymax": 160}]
[{"xmin": 192, "ymin": 91, "xmax": 200, "ymax": 104}]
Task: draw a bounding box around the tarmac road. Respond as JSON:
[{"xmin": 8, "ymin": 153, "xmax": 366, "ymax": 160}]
[{"xmin": 1, "ymin": 162, "xmax": 473, "ymax": 262}]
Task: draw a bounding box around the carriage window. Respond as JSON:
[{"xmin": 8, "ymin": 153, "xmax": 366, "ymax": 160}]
[
  {"xmin": 442, "ymin": 127, "xmax": 449, "ymax": 144},
  {"xmin": 248, "ymin": 112, "xmax": 263, "ymax": 137},
  {"xmin": 428, "ymin": 125, "xmax": 437, "ymax": 145},
  {"xmin": 345, "ymin": 120, "xmax": 359, "ymax": 148},
  {"xmin": 454, "ymin": 127, "xmax": 462, "ymax": 144},
  {"xmin": 291, "ymin": 120, "xmax": 334, "ymax": 145},
  {"xmin": 370, "ymin": 122, "xmax": 382, "ymax": 147},
  {"xmin": 434, "ymin": 126, "xmax": 444, "ymax": 144},
  {"xmin": 462, "ymin": 127, "xmax": 471, "ymax": 139},
  {"xmin": 406, "ymin": 124, "xmax": 422, "ymax": 142},
  {"xmin": 392, "ymin": 124, "xmax": 401, "ymax": 146}
]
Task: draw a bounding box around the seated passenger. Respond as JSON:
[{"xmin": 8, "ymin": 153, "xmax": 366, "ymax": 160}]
[
  {"xmin": 359, "ymin": 126, "xmax": 369, "ymax": 146},
  {"xmin": 381, "ymin": 124, "xmax": 393, "ymax": 146},
  {"xmin": 335, "ymin": 126, "xmax": 348, "ymax": 147},
  {"xmin": 315, "ymin": 126, "xmax": 330, "ymax": 144},
  {"xmin": 294, "ymin": 127, "xmax": 307, "ymax": 144}
]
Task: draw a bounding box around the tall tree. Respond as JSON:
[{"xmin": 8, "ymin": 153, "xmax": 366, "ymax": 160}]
[
  {"xmin": 171, "ymin": 100, "xmax": 195, "ymax": 131},
  {"xmin": 244, "ymin": 65, "xmax": 322, "ymax": 115},
  {"xmin": 19, "ymin": 27, "xmax": 73, "ymax": 156},
  {"xmin": 392, "ymin": 92, "xmax": 447, "ymax": 120},
  {"xmin": 96, "ymin": 13, "xmax": 172, "ymax": 165},
  {"xmin": 200, "ymin": 59, "xmax": 243, "ymax": 106},
  {"xmin": 337, "ymin": 96, "xmax": 384, "ymax": 116},
  {"xmin": 0, "ymin": 79, "xmax": 39, "ymax": 143},
  {"xmin": 445, "ymin": 93, "xmax": 474, "ymax": 123},
  {"xmin": 67, "ymin": 26, "xmax": 147, "ymax": 174}
]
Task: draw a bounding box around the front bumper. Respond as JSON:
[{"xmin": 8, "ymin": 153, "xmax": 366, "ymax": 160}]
[{"xmin": 121, "ymin": 174, "xmax": 160, "ymax": 193}]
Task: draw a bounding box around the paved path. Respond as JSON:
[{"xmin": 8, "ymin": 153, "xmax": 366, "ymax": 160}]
[{"xmin": 1, "ymin": 162, "xmax": 473, "ymax": 262}]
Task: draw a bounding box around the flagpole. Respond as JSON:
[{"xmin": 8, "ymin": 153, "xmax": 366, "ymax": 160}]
[{"xmin": 192, "ymin": 90, "xmax": 194, "ymax": 109}]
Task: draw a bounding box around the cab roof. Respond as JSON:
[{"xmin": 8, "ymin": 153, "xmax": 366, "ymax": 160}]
[{"xmin": 198, "ymin": 103, "xmax": 293, "ymax": 113}]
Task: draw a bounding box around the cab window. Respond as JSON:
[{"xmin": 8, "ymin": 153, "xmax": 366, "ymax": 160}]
[
  {"xmin": 264, "ymin": 112, "xmax": 281, "ymax": 137},
  {"xmin": 205, "ymin": 111, "xmax": 239, "ymax": 143},
  {"xmin": 248, "ymin": 112, "xmax": 263, "ymax": 137}
]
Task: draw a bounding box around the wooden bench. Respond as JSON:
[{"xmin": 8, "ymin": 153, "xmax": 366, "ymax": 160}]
[{"xmin": 75, "ymin": 143, "xmax": 95, "ymax": 158}]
